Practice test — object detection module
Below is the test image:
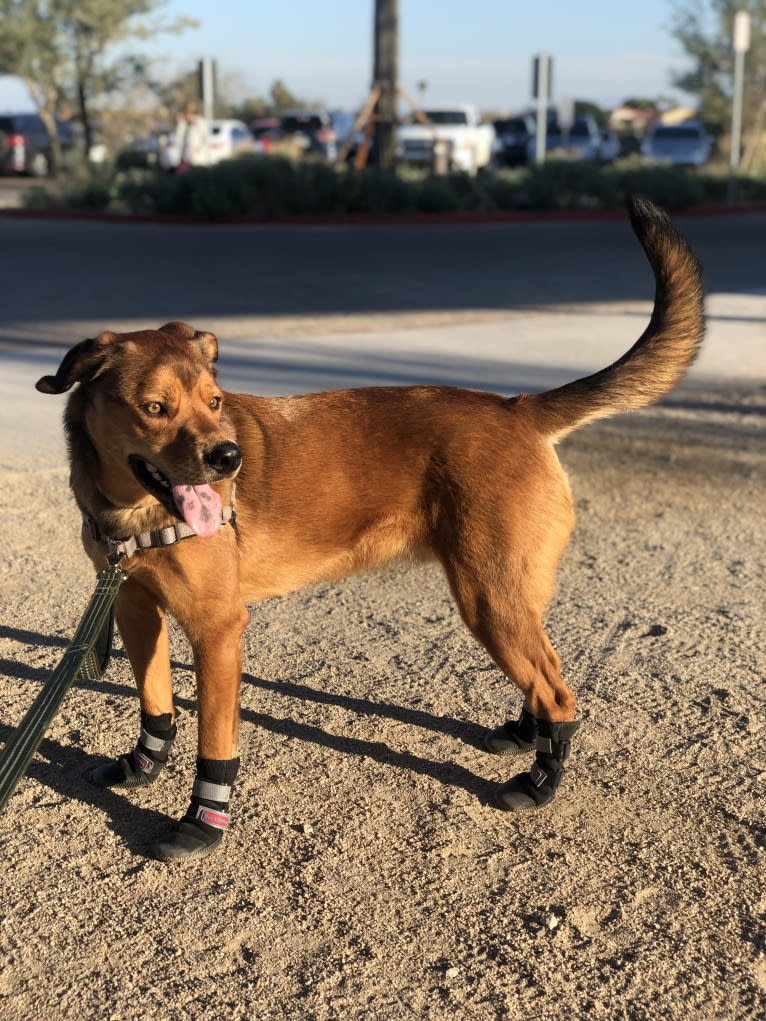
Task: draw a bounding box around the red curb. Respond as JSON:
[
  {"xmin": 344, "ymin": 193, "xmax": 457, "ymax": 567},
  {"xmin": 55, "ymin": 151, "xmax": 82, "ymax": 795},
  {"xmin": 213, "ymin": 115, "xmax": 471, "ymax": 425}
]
[{"xmin": 1, "ymin": 201, "xmax": 765, "ymax": 227}]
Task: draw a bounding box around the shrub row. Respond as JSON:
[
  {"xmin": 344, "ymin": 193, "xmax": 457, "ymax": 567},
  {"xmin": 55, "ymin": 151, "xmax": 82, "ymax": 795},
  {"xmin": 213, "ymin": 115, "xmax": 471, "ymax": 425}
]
[{"xmin": 24, "ymin": 154, "xmax": 766, "ymax": 219}]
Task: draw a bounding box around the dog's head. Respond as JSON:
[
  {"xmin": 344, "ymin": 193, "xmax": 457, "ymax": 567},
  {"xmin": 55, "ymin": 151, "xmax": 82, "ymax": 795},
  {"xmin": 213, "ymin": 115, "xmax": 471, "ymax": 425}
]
[{"xmin": 37, "ymin": 322, "xmax": 242, "ymax": 535}]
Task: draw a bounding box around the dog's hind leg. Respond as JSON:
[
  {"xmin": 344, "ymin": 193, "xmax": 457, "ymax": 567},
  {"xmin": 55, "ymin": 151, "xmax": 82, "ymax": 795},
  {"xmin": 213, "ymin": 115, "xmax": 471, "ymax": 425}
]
[
  {"xmin": 442, "ymin": 557, "xmax": 581, "ymax": 812},
  {"xmin": 448, "ymin": 568, "xmax": 576, "ymax": 721},
  {"xmin": 483, "ymin": 632, "xmax": 563, "ymax": 755},
  {"xmin": 92, "ymin": 579, "xmax": 176, "ymax": 789}
]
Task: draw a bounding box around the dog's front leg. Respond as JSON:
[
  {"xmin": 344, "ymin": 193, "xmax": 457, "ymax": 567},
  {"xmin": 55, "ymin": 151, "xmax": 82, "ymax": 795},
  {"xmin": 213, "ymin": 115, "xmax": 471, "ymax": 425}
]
[
  {"xmin": 190, "ymin": 610, "xmax": 248, "ymax": 760},
  {"xmin": 92, "ymin": 577, "xmax": 177, "ymax": 790},
  {"xmin": 152, "ymin": 567, "xmax": 250, "ymax": 862}
]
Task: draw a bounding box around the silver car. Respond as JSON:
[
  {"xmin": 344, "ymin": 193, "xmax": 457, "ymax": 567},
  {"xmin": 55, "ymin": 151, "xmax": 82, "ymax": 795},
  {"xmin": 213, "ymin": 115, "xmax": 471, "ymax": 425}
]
[{"xmin": 641, "ymin": 121, "xmax": 713, "ymax": 168}]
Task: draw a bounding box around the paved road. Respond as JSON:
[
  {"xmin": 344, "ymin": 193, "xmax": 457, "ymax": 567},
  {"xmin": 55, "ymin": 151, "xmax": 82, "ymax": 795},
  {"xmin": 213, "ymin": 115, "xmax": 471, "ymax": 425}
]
[
  {"xmin": 1, "ymin": 210, "xmax": 764, "ymax": 332},
  {"xmin": 2, "ymin": 208, "xmax": 763, "ymax": 458}
]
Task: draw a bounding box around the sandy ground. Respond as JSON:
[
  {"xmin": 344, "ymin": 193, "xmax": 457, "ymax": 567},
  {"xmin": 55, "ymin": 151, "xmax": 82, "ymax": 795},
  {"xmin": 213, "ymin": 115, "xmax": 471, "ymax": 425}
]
[{"xmin": 1, "ymin": 273, "xmax": 765, "ymax": 1017}]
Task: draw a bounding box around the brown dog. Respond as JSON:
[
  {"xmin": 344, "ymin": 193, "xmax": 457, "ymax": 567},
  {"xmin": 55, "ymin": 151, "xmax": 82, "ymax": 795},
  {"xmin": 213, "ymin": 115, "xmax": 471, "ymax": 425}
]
[{"xmin": 36, "ymin": 198, "xmax": 704, "ymax": 860}]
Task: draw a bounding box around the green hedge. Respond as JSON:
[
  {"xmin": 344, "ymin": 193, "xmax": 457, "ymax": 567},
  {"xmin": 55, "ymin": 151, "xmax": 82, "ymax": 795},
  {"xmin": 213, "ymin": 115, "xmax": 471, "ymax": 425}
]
[{"xmin": 24, "ymin": 153, "xmax": 766, "ymax": 219}]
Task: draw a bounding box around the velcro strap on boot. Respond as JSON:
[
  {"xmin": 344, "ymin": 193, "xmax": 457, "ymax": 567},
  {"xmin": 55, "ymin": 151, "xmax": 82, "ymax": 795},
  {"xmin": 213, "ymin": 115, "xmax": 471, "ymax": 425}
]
[
  {"xmin": 192, "ymin": 779, "xmax": 232, "ymax": 802},
  {"xmin": 139, "ymin": 727, "xmax": 175, "ymax": 757},
  {"xmin": 535, "ymin": 719, "xmax": 581, "ymax": 761},
  {"xmin": 194, "ymin": 804, "xmax": 230, "ymax": 830},
  {"xmin": 132, "ymin": 743, "xmax": 160, "ymax": 775}
]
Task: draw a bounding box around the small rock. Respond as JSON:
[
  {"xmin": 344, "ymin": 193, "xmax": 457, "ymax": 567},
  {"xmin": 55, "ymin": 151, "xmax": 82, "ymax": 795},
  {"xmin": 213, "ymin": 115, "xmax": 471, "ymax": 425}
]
[
  {"xmin": 643, "ymin": 623, "xmax": 668, "ymax": 638},
  {"xmin": 445, "ymin": 966, "xmax": 460, "ymax": 979},
  {"xmin": 545, "ymin": 913, "xmax": 560, "ymax": 931}
]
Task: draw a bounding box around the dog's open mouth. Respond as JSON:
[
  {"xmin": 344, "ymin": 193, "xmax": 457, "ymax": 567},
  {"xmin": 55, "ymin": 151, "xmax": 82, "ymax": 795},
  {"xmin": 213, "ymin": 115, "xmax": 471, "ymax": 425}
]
[{"xmin": 128, "ymin": 456, "xmax": 222, "ymax": 538}]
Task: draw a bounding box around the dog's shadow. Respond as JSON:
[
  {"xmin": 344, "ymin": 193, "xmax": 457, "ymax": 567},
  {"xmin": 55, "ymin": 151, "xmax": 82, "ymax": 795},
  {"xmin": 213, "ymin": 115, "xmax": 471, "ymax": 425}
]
[
  {"xmin": 1, "ymin": 631, "xmax": 503, "ymax": 853},
  {"xmin": 0, "ymin": 729, "xmax": 172, "ymax": 858},
  {"xmin": 239, "ymin": 670, "xmax": 497, "ymax": 803}
]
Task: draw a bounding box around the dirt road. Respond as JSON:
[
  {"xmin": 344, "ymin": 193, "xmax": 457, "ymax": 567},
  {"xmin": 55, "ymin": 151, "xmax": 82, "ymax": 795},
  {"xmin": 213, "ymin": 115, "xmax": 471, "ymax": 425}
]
[{"xmin": 0, "ymin": 212, "xmax": 764, "ymax": 1019}]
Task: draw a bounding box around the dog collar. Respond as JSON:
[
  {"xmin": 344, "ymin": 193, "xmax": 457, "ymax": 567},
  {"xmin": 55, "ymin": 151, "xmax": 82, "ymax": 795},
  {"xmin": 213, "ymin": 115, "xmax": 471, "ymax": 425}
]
[{"xmin": 83, "ymin": 503, "xmax": 236, "ymax": 564}]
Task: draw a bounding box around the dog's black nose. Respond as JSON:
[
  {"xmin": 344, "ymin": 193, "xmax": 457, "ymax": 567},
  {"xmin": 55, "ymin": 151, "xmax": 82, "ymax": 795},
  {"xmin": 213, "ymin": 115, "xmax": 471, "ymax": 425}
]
[{"xmin": 205, "ymin": 441, "xmax": 242, "ymax": 477}]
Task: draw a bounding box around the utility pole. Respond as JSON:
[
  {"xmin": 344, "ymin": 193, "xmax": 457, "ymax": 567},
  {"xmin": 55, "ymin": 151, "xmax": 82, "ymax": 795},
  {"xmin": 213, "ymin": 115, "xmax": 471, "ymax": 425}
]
[{"xmin": 374, "ymin": 0, "xmax": 398, "ymax": 170}]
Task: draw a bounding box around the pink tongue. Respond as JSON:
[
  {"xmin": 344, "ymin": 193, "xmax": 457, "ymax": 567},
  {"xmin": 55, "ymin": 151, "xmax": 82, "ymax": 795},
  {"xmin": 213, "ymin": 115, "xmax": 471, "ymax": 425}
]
[{"xmin": 171, "ymin": 483, "xmax": 222, "ymax": 537}]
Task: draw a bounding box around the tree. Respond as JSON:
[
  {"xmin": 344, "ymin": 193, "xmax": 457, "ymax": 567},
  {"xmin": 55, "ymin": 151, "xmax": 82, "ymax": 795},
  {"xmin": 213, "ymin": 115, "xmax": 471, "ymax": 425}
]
[
  {"xmin": 151, "ymin": 67, "xmax": 205, "ymax": 123},
  {"xmin": 0, "ymin": 0, "xmax": 194, "ymax": 172},
  {"xmin": 574, "ymin": 100, "xmax": 609, "ymax": 128},
  {"xmin": 670, "ymin": 0, "xmax": 766, "ymax": 143},
  {"xmin": 621, "ymin": 97, "xmax": 662, "ymax": 112},
  {"xmin": 228, "ymin": 81, "xmax": 325, "ymax": 120},
  {"xmin": 268, "ymin": 80, "xmax": 325, "ymax": 115},
  {"xmin": 0, "ymin": 4, "xmax": 65, "ymax": 170}
]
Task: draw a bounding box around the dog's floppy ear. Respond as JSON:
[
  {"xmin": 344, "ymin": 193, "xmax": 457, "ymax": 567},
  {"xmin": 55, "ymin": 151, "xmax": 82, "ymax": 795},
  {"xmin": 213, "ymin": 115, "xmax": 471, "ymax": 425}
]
[
  {"xmin": 35, "ymin": 331, "xmax": 119, "ymax": 394},
  {"xmin": 159, "ymin": 321, "xmax": 218, "ymax": 364},
  {"xmin": 193, "ymin": 329, "xmax": 218, "ymax": 363}
]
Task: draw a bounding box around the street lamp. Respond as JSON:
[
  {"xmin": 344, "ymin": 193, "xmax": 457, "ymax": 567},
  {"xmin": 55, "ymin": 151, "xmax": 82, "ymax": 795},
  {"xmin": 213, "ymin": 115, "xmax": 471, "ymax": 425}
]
[{"xmin": 728, "ymin": 9, "xmax": 751, "ymax": 202}]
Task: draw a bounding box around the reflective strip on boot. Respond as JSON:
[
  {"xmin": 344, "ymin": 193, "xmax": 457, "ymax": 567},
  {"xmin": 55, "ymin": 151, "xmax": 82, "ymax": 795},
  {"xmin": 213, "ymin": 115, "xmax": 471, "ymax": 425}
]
[
  {"xmin": 139, "ymin": 727, "xmax": 175, "ymax": 757},
  {"xmin": 192, "ymin": 779, "xmax": 232, "ymax": 803}
]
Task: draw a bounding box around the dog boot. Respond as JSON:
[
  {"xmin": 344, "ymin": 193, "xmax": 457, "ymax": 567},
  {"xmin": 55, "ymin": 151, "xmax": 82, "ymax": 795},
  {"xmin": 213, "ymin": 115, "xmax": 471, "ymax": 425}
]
[
  {"xmin": 495, "ymin": 718, "xmax": 581, "ymax": 811},
  {"xmin": 93, "ymin": 712, "xmax": 176, "ymax": 789},
  {"xmin": 152, "ymin": 756, "xmax": 240, "ymax": 862},
  {"xmin": 483, "ymin": 705, "xmax": 537, "ymax": 756}
]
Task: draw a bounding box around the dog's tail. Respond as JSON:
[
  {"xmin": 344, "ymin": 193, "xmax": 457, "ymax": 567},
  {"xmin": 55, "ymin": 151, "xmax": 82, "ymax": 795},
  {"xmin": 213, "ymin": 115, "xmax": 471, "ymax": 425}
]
[{"xmin": 526, "ymin": 196, "xmax": 705, "ymax": 441}]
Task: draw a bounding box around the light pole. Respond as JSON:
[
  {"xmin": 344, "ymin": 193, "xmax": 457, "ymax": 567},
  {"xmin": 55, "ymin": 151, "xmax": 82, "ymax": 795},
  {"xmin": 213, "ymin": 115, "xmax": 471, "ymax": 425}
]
[
  {"xmin": 728, "ymin": 9, "xmax": 751, "ymax": 202},
  {"xmin": 532, "ymin": 54, "xmax": 552, "ymax": 165}
]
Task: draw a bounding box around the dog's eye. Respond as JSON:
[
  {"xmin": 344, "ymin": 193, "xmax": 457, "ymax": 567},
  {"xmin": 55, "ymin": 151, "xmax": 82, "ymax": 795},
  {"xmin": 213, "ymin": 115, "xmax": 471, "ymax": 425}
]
[
  {"xmin": 209, "ymin": 395, "xmax": 222, "ymax": 411},
  {"xmin": 143, "ymin": 401, "xmax": 165, "ymax": 417}
]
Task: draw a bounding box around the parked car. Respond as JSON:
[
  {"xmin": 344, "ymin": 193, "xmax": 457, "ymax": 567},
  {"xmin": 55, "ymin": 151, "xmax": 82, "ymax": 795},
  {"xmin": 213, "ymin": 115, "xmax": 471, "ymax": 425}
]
[
  {"xmin": 116, "ymin": 135, "xmax": 164, "ymax": 170},
  {"xmin": 250, "ymin": 117, "xmax": 280, "ymax": 142},
  {"xmin": 598, "ymin": 129, "xmax": 621, "ymax": 162},
  {"xmin": 492, "ymin": 115, "xmax": 535, "ymax": 166},
  {"xmin": 278, "ymin": 110, "xmax": 343, "ymax": 160},
  {"xmin": 397, "ymin": 105, "xmax": 496, "ymax": 174},
  {"xmin": 251, "ymin": 117, "xmax": 294, "ymax": 153},
  {"xmin": 328, "ymin": 111, "xmax": 355, "ymax": 149},
  {"xmin": 160, "ymin": 118, "xmax": 258, "ymax": 170},
  {"xmin": 526, "ymin": 113, "xmax": 608, "ymax": 162},
  {"xmin": 208, "ymin": 119, "xmax": 259, "ymax": 163},
  {"xmin": 88, "ymin": 140, "xmax": 109, "ymax": 164},
  {"xmin": 640, "ymin": 121, "xmax": 713, "ymax": 168},
  {"xmin": 0, "ymin": 112, "xmax": 75, "ymax": 177}
]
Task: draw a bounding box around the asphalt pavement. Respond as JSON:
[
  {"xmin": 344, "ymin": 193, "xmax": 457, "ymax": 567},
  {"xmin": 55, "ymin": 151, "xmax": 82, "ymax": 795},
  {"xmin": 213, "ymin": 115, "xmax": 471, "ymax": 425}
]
[
  {"xmin": 0, "ymin": 209, "xmax": 763, "ymax": 472},
  {"xmin": 1, "ymin": 207, "xmax": 764, "ymax": 324}
]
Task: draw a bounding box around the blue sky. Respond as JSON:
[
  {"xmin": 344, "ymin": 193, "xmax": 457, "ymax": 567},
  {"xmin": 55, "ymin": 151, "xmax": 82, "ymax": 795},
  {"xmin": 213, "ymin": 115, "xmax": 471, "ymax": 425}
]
[{"xmin": 1, "ymin": 0, "xmax": 695, "ymax": 113}]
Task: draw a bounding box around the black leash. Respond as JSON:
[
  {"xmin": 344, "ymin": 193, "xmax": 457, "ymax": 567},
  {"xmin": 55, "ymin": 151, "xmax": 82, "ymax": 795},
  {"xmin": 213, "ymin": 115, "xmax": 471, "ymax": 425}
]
[{"xmin": 0, "ymin": 563, "xmax": 127, "ymax": 814}]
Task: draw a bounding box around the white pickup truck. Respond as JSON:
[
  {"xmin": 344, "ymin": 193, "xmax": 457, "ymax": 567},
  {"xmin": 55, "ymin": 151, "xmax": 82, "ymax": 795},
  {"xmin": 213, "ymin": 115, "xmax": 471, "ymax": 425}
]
[{"xmin": 397, "ymin": 104, "xmax": 495, "ymax": 174}]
